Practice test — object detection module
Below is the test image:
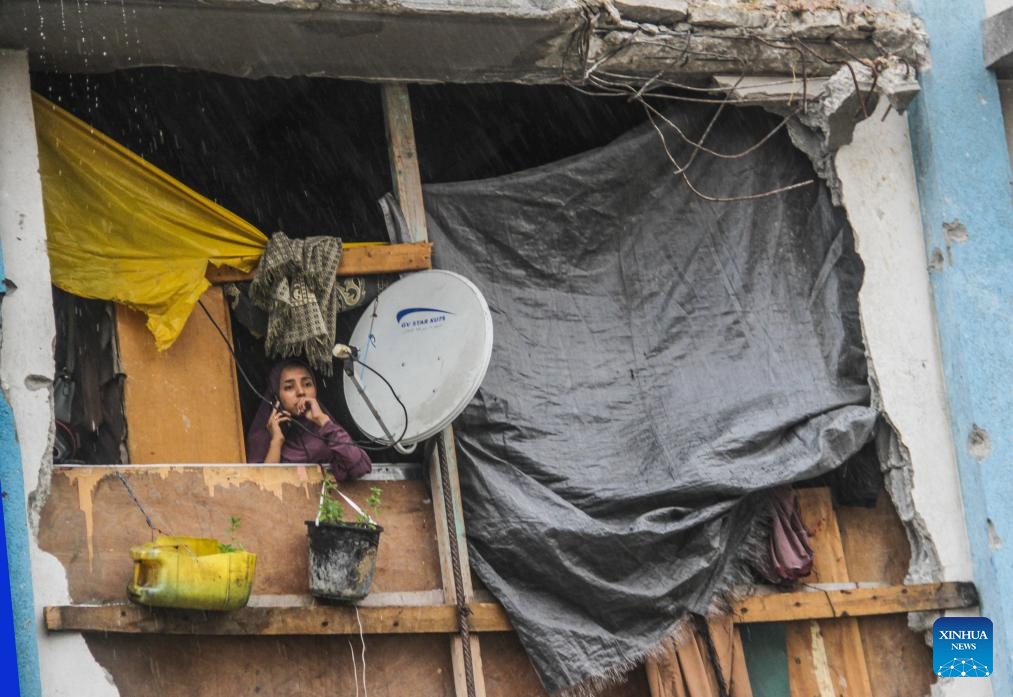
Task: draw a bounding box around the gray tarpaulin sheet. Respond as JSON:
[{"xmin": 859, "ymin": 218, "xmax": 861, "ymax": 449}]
[{"xmin": 423, "ymin": 106, "xmax": 877, "ymax": 694}]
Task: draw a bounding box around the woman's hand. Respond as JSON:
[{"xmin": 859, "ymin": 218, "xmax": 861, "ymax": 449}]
[
  {"xmin": 297, "ymin": 397, "xmax": 331, "ymax": 428},
  {"xmin": 267, "ymin": 402, "xmax": 291, "ymax": 443}
]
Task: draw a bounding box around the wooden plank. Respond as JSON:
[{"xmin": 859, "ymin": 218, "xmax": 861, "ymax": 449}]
[
  {"xmin": 204, "ymin": 241, "xmax": 432, "ymax": 283},
  {"xmin": 837, "ymin": 493, "xmax": 933, "ymax": 697},
  {"xmin": 733, "ymin": 582, "xmax": 977, "ymax": 623},
  {"xmin": 385, "ymin": 76, "xmax": 487, "ymax": 697},
  {"xmin": 706, "ymin": 616, "xmax": 753, "ymax": 697},
  {"xmin": 646, "ymin": 618, "xmax": 753, "ymax": 697},
  {"xmin": 382, "ymin": 84, "xmax": 428, "ymax": 242},
  {"xmin": 784, "ymin": 488, "xmax": 873, "ymax": 697},
  {"xmin": 430, "ymin": 426, "xmax": 488, "ymax": 697},
  {"xmin": 117, "ymin": 286, "xmax": 246, "ymax": 464},
  {"xmin": 44, "ymin": 581, "xmax": 976, "ymax": 637},
  {"xmin": 45, "ymin": 602, "xmax": 512, "ymax": 635}
]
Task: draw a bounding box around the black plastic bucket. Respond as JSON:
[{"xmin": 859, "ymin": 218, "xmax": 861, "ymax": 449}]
[{"xmin": 305, "ymin": 521, "xmax": 383, "ymax": 602}]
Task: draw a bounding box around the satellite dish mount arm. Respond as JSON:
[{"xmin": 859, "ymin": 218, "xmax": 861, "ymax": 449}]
[{"xmin": 334, "ymin": 343, "xmax": 416, "ymax": 455}]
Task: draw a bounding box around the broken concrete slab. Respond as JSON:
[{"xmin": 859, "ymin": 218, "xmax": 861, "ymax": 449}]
[
  {"xmin": 611, "ymin": 0, "xmax": 688, "ymax": 25},
  {"xmin": 1, "ymin": 0, "xmax": 927, "ymax": 83}
]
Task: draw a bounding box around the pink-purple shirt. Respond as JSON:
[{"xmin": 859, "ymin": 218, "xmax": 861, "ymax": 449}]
[{"xmin": 247, "ymin": 418, "xmax": 372, "ymax": 481}]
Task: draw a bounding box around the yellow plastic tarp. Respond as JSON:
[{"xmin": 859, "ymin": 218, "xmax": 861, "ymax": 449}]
[{"xmin": 32, "ymin": 92, "xmax": 268, "ymax": 350}]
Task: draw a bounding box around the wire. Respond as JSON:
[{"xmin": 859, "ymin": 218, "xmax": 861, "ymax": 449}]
[
  {"xmin": 350, "ymin": 354, "xmax": 410, "ymax": 448},
  {"xmin": 196, "ymin": 298, "xmax": 409, "ymax": 452}
]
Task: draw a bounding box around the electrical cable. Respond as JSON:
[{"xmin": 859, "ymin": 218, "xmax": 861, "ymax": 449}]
[
  {"xmin": 196, "ymin": 298, "xmax": 409, "ymax": 452},
  {"xmin": 349, "ymin": 354, "xmax": 409, "ymax": 448}
]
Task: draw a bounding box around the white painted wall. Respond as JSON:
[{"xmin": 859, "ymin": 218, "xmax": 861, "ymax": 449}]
[
  {"xmin": 836, "ymin": 103, "xmax": 973, "ymax": 582},
  {"xmin": 836, "ymin": 104, "xmax": 989, "ymax": 697},
  {"xmin": 986, "ymin": 0, "xmax": 1013, "ymax": 18},
  {"xmin": 0, "ymin": 50, "xmax": 119, "ymax": 697}
]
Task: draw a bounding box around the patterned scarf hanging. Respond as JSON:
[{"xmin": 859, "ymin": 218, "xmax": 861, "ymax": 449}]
[{"xmin": 249, "ymin": 231, "xmax": 343, "ymax": 375}]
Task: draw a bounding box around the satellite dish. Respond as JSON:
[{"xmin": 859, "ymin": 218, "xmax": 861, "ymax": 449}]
[{"xmin": 341, "ymin": 270, "xmax": 493, "ymax": 453}]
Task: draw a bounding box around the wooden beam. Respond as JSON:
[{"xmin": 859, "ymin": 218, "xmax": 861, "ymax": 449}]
[
  {"xmin": 382, "ymin": 84, "xmax": 427, "ymax": 242},
  {"xmin": 733, "ymin": 582, "xmax": 978, "ymax": 624},
  {"xmin": 43, "ymin": 582, "xmax": 975, "ymax": 637},
  {"xmin": 430, "ymin": 426, "xmax": 488, "ymax": 697},
  {"xmin": 383, "ymin": 81, "xmax": 486, "ymax": 697},
  {"xmin": 45, "ymin": 602, "xmax": 512, "ymax": 636},
  {"xmin": 205, "ymin": 242, "xmax": 432, "ymax": 283}
]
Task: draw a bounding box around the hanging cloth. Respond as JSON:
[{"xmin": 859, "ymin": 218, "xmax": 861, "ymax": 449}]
[
  {"xmin": 249, "ymin": 231, "xmax": 344, "ymax": 375},
  {"xmin": 32, "ymin": 92, "xmax": 268, "ymax": 350}
]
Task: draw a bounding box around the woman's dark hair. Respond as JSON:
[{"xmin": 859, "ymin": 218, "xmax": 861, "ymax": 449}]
[{"xmin": 270, "ymin": 358, "xmax": 315, "ymax": 396}]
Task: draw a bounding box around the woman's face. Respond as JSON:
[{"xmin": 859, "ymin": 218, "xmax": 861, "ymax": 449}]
[{"xmin": 277, "ymin": 366, "xmax": 316, "ymax": 415}]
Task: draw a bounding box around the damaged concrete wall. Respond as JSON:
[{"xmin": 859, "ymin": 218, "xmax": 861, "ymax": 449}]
[
  {"xmin": 835, "ymin": 102, "xmax": 971, "ymax": 589},
  {"xmin": 908, "ymin": 0, "xmax": 1013, "ymax": 690},
  {"xmin": 0, "ymin": 0, "xmax": 926, "ymax": 83},
  {"xmin": 0, "ymin": 48, "xmax": 44, "ymax": 697},
  {"xmin": 835, "ymin": 105, "xmax": 994, "ymax": 697},
  {"xmin": 0, "ymin": 51, "xmax": 118, "ymax": 697}
]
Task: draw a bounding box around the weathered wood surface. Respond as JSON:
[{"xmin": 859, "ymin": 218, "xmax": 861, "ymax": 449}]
[
  {"xmin": 204, "ymin": 241, "xmax": 432, "ymax": 282},
  {"xmin": 732, "ymin": 582, "xmax": 977, "ymax": 624},
  {"xmin": 46, "ymin": 581, "xmax": 975, "ymax": 636},
  {"xmin": 785, "ymin": 488, "xmax": 872, "ymax": 697},
  {"xmin": 46, "ymin": 602, "xmax": 512, "ymax": 635},
  {"xmin": 431, "ymin": 427, "xmax": 487, "ymax": 697},
  {"xmin": 116, "ymin": 286, "xmax": 246, "ymax": 465},
  {"xmin": 382, "ymin": 85, "xmax": 428, "ymax": 243},
  {"xmin": 646, "ymin": 616, "xmax": 753, "ymax": 697},
  {"xmin": 38, "ymin": 469, "xmax": 443, "ymax": 600},
  {"xmin": 837, "ymin": 492, "xmax": 935, "ymax": 697}
]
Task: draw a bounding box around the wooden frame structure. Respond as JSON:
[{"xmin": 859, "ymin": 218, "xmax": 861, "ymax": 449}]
[
  {"xmin": 44, "ymin": 84, "xmax": 974, "ymax": 697},
  {"xmin": 46, "ymin": 582, "xmax": 974, "ymax": 635}
]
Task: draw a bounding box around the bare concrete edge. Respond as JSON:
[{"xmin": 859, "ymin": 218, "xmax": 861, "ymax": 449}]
[
  {"xmin": 983, "ymin": 4, "xmax": 1013, "ymax": 75},
  {"xmin": 2, "ymin": 0, "xmax": 928, "ymax": 82}
]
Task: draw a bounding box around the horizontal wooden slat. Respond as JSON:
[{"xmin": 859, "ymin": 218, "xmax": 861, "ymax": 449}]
[
  {"xmin": 46, "ymin": 601, "xmax": 512, "ymax": 636},
  {"xmin": 732, "ymin": 582, "xmax": 977, "ymax": 624},
  {"xmin": 45, "ymin": 582, "xmax": 976, "ymax": 636},
  {"xmin": 205, "ymin": 241, "xmax": 432, "ymax": 283}
]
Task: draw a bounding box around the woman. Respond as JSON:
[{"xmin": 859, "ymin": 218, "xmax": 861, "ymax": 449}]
[{"xmin": 246, "ymin": 359, "xmax": 372, "ymax": 481}]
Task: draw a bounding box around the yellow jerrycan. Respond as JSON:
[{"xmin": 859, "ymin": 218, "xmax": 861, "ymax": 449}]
[{"xmin": 128, "ymin": 536, "xmax": 256, "ymax": 611}]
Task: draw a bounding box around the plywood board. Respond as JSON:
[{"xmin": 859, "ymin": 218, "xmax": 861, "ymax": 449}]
[
  {"xmin": 482, "ymin": 633, "xmax": 650, "ymax": 697},
  {"xmin": 838, "ymin": 493, "xmax": 934, "ymax": 697},
  {"xmin": 38, "ymin": 467, "xmax": 443, "ymax": 600},
  {"xmin": 836, "ymin": 492, "xmax": 910, "ymax": 584},
  {"xmin": 85, "ymin": 634, "xmax": 455, "ymax": 697},
  {"xmin": 116, "ymin": 286, "xmax": 245, "ymax": 464}
]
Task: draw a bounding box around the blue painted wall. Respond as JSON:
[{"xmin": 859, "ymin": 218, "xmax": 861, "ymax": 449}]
[
  {"xmin": 908, "ymin": 0, "xmax": 1013, "ymax": 690},
  {"xmin": 0, "ymin": 250, "xmax": 42, "ymax": 694}
]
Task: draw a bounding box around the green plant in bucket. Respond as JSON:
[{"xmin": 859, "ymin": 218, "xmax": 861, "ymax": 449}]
[
  {"xmin": 317, "ymin": 479, "xmax": 346, "ymax": 525},
  {"xmin": 316, "ymin": 478, "xmax": 381, "ymax": 529}
]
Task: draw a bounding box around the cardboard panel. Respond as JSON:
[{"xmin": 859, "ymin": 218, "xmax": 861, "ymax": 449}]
[{"xmin": 116, "ymin": 286, "xmax": 246, "ymax": 464}]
